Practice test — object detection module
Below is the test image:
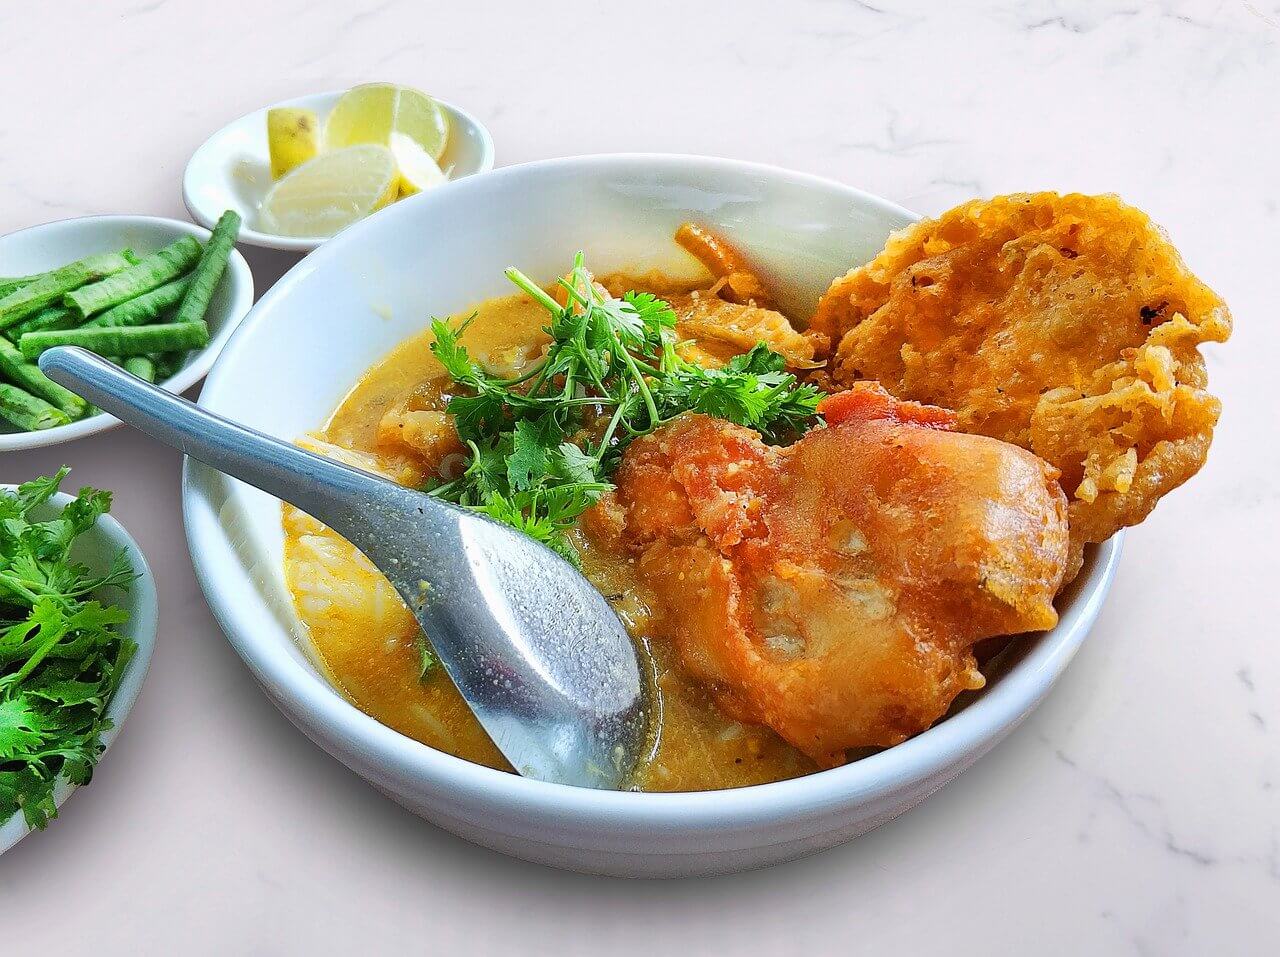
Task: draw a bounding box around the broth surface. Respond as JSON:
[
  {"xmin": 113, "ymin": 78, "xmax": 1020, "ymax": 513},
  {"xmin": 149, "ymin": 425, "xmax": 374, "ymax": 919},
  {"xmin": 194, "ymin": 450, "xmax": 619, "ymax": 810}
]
[{"xmin": 283, "ymin": 281, "xmax": 816, "ymax": 790}]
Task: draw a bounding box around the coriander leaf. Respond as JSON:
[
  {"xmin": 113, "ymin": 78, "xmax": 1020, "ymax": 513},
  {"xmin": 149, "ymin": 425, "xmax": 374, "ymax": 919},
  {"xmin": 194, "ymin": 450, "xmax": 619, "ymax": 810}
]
[
  {"xmin": 0, "ymin": 696, "xmax": 56, "ymax": 759},
  {"xmin": 552, "ymin": 443, "xmax": 600, "ymax": 484},
  {"xmin": 414, "ymin": 632, "xmax": 438, "ymax": 679},
  {"xmin": 12, "ymin": 467, "xmax": 69, "ymax": 513},
  {"xmin": 447, "ymin": 391, "xmax": 507, "ymax": 443},
  {"xmin": 622, "ymin": 291, "xmax": 677, "ymax": 344},
  {"xmin": 507, "ymin": 419, "xmax": 551, "ymax": 492},
  {"xmin": 62, "ymin": 487, "xmax": 114, "ymax": 536},
  {"xmin": 460, "ymin": 440, "xmax": 507, "ymax": 500},
  {"xmin": 429, "ymin": 315, "xmax": 480, "ymax": 384},
  {"xmin": 596, "ymin": 295, "xmax": 646, "ymax": 346}
]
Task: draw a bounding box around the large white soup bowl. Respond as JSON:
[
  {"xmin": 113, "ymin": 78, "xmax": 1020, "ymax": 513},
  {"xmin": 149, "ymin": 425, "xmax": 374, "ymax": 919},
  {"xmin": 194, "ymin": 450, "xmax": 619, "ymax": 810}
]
[{"xmin": 183, "ymin": 155, "xmax": 1120, "ymax": 878}]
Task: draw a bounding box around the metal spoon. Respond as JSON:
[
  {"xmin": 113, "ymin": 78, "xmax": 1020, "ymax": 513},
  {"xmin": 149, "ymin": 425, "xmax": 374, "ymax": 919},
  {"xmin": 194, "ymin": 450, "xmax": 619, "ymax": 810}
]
[{"xmin": 40, "ymin": 346, "xmax": 648, "ymax": 790}]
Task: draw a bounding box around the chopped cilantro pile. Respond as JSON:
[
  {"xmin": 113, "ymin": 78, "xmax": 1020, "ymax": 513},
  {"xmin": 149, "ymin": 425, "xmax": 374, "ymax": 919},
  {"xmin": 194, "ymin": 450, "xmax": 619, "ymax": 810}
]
[
  {"xmin": 0, "ymin": 468, "xmax": 136, "ymax": 829},
  {"xmin": 426, "ymin": 254, "xmax": 822, "ymax": 563}
]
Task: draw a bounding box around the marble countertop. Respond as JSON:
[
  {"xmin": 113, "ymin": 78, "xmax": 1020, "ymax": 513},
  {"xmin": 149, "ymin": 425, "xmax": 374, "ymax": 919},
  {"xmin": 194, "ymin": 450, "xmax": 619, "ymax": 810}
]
[{"xmin": 0, "ymin": 0, "xmax": 1274, "ymax": 953}]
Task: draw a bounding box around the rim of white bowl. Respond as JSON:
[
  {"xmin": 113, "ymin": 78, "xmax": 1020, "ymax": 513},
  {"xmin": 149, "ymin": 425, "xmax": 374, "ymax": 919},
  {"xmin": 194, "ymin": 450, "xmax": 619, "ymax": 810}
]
[
  {"xmin": 185, "ymin": 153, "xmax": 1123, "ymax": 832},
  {"xmin": 0, "ymin": 214, "xmax": 254, "ymax": 452},
  {"xmin": 182, "ymin": 90, "xmax": 497, "ymax": 253},
  {"xmin": 0, "ymin": 487, "xmax": 159, "ymax": 855}
]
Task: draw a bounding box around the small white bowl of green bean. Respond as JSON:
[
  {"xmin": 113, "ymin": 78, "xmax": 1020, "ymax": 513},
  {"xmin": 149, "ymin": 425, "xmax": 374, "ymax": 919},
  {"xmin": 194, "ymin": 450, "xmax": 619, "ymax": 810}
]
[{"xmin": 0, "ymin": 214, "xmax": 254, "ymax": 451}]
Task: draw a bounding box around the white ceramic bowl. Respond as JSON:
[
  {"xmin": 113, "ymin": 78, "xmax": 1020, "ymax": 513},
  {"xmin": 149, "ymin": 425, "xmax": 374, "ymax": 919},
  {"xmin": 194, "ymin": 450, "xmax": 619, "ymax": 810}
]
[
  {"xmin": 183, "ymin": 155, "xmax": 1122, "ymax": 877},
  {"xmin": 183, "ymin": 90, "xmax": 496, "ymax": 252},
  {"xmin": 0, "ymin": 487, "xmax": 158, "ymax": 856},
  {"xmin": 0, "ymin": 215, "xmax": 254, "ymax": 452}
]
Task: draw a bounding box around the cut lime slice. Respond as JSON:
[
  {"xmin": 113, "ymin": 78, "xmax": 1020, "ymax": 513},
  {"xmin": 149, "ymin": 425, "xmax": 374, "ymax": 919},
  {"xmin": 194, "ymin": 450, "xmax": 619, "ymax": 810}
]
[
  {"xmin": 325, "ymin": 83, "xmax": 450, "ymax": 161},
  {"xmin": 259, "ymin": 144, "xmax": 398, "ymax": 238}
]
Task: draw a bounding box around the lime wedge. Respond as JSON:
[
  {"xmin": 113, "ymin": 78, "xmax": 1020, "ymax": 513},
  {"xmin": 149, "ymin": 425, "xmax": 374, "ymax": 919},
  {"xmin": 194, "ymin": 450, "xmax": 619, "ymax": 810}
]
[
  {"xmin": 267, "ymin": 107, "xmax": 320, "ymax": 180},
  {"xmin": 325, "ymin": 83, "xmax": 450, "ymax": 161},
  {"xmin": 391, "ymin": 133, "xmax": 447, "ymax": 196},
  {"xmin": 259, "ymin": 144, "xmax": 398, "ymax": 238}
]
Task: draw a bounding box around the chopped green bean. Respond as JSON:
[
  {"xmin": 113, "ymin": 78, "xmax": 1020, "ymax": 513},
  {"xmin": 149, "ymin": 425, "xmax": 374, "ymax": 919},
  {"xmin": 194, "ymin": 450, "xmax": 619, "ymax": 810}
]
[
  {"xmin": 173, "ymin": 210, "xmax": 240, "ymax": 326},
  {"xmin": 19, "ymin": 321, "xmax": 210, "ymax": 360},
  {"xmin": 0, "ymin": 336, "xmax": 87, "ymax": 418},
  {"xmin": 5, "ymin": 305, "xmax": 82, "ymax": 340},
  {"xmin": 82, "ymin": 275, "xmax": 191, "ymax": 329},
  {"xmin": 0, "ymin": 250, "xmax": 137, "ymax": 329},
  {"xmin": 121, "ymin": 356, "xmax": 156, "ymax": 382},
  {"xmin": 151, "ymin": 351, "xmax": 186, "ymax": 382},
  {"xmin": 0, "ymin": 276, "xmax": 38, "ymax": 299},
  {"xmin": 63, "ymin": 236, "xmax": 202, "ymax": 318},
  {"xmin": 0, "ymin": 383, "xmax": 70, "ymax": 431}
]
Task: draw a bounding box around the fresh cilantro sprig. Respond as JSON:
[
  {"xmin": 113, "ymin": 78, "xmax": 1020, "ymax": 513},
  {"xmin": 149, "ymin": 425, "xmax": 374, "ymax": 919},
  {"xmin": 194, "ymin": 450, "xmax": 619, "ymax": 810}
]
[
  {"xmin": 0, "ymin": 468, "xmax": 136, "ymax": 830},
  {"xmin": 426, "ymin": 254, "xmax": 822, "ymax": 563}
]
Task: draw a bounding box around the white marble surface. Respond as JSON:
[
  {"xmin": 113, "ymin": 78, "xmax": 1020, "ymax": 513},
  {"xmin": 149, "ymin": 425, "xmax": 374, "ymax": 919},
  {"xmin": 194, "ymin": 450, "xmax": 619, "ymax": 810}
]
[{"xmin": 0, "ymin": 0, "xmax": 1275, "ymax": 952}]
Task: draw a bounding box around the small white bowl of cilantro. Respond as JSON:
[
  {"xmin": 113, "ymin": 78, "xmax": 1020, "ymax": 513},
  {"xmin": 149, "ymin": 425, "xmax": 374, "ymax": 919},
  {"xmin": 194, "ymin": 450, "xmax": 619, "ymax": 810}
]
[{"xmin": 0, "ymin": 469, "xmax": 157, "ymax": 855}]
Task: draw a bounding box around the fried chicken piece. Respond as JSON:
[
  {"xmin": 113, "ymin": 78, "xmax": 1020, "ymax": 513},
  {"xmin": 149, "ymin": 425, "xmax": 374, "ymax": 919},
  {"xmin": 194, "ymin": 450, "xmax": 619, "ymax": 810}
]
[
  {"xmin": 812, "ymin": 193, "xmax": 1231, "ymax": 578},
  {"xmin": 586, "ymin": 383, "xmax": 1069, "ymax": 765}
]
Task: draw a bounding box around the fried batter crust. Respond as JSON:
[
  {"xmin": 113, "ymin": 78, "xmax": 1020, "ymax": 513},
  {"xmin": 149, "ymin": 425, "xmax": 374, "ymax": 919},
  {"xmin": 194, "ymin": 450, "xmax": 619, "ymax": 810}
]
[
  {"xmin": 587, "ymin": 384, "xmax": 1069, "ymax": 765},
  {"xmin": 812, "ymin": 193, "xmax": 1230, "ymax": 577}
]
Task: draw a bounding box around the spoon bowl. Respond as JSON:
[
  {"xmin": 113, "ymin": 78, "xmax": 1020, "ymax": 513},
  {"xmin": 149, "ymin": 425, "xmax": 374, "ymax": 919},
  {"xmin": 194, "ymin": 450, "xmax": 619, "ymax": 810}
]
[{"xmin": 39, "ymin": 346, "xmax": 648, "ymax": 790}]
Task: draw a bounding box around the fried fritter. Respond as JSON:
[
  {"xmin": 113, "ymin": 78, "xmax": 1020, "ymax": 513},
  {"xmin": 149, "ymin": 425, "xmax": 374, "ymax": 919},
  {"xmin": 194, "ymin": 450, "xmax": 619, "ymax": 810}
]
[
  {"xmin": 586, "ymin": 384, "xmax": 1069, "ymax": 765},
  {"xmin": 812, "ymin": 193, "xmax": 1230, "ymax": 577},
  {"xmin": 675, "ymin": 222, "xmax": 776, "ymax": 308},
  {"xmin": 667, "ymin": 223, "xmax": 821, "ymax": 370},
  {"xmin": 664, "ymin": 292, "xmax": 818, "ymax": 369}
]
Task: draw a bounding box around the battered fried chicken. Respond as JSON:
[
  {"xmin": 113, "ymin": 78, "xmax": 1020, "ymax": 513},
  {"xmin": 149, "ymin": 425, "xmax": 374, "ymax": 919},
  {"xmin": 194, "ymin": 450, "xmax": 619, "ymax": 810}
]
[
  {"xmin": 812, "ymin": 193, "xmax": 1231, "ymax": 578},
  {"xmin": 586, "ymin": 383, "xmax": 1069, "ymax": 765}
]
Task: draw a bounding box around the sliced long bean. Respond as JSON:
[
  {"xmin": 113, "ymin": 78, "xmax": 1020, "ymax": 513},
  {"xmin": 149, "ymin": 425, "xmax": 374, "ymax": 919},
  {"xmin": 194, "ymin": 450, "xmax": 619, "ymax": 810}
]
[
  {"xmin": 0, "ymin": 383, "xmax": 70, "ymax": 431},
  {"xmin": 82, "ymin": 275, "xmax": 191, "ymax": 329},
  {"xmin": 19, "ymin": 320, "xmax": 210, "ymax": 360},
  {"xmin": 0, "ymin": 336, "xmax": 87, "ymax": 418},
  {"xmin": 5, "ymin": 305, "xmax": 81, "ymax": 340},
  {"xmin": 120, "ymin": 356, "xmax": 156, "ymax": 382},
  {"xmin": 0, "ymin": 276, "xmax": 38, "ymax": 299},
  {"xmin": 151, "ymin": 351, "xmax": 186, "ymax": 382},
  {"xmin": 63, "ymin": 236, "xmax": 202, "ymax": 318},
  {"xmin": 0, "ymin": 250, "xmax": 137, "ymax": 329},
  {"xmin": 173, "ymin": 210, "xmax": 240, "ymax": 326}
]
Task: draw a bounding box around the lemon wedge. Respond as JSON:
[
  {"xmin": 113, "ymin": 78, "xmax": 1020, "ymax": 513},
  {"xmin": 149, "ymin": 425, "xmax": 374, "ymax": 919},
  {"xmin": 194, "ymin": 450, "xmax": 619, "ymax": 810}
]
[
  {"xmin": 266, "ymin": 107, "xmax": 320, "ymax": 180},
  {"xmin": 259, "ymin": 144, "xmax": 398, "ymax": 238},
  {"xmin": 391, "ymin": 132, "xmax": 447, "ymax": 196},
  {"xmin": 325, "ymin": 83, "xmax": 450, "ymax": 162}
]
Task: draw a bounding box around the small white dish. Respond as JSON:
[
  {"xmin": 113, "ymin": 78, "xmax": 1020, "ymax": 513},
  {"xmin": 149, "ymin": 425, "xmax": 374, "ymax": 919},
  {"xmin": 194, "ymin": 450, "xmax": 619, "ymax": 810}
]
[
  {"xmin": 183, "ymin": 90, "xmax": 496, "ymax": 252},
  {"xmin": 0, "ymin": 215, "xmax": 254, "ymax": 452},
  {"xmin": 0, "ymin": 487, "xmax": 158, "ymax": 857},
  {"xmin": 184, "ymin": 155, "xmax": 1122, "ymax": 877}
]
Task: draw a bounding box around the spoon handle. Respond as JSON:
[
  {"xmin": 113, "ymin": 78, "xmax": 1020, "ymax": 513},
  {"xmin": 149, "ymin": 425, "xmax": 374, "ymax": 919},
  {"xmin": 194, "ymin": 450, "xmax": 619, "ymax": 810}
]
[{"xmin": 38, "ymin": 346, "xmax": 418, "ymax": 535}]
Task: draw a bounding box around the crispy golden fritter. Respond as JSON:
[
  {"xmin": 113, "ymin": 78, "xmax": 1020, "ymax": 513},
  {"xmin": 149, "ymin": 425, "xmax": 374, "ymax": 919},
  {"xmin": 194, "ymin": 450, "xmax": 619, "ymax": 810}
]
[
  {"xmin": 675, "ymin": 222, "xmax": 777, "ymax": 308},
  {"xmin": 586, "ymin": 384, "xmax": 1069, "ymax": 765},
  {"xmin": 665, "ymin": 292, "xmax": 818, "ymax": 369},
  {"xmin": 812, "ymin": 193, "xmax": 1231, "ymax": 576},
  {"xmin": 600, "ymin": 225, "xmax": 820, "ymax": 370},
  {"xmin": 669, "ymin": 223, "xmax": 821, "ymax": 370}
]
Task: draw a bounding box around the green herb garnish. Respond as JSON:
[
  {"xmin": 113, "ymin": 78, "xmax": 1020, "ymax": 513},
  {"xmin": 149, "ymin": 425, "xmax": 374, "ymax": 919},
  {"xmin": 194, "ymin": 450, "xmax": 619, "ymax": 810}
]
[
  {"xmin": 426, "ymin": 254, "xmax": 822, "ymax": 563},
  {"xmin": 0, "ymin": 468, "xmax": 136, "ymax": 830}
]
